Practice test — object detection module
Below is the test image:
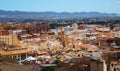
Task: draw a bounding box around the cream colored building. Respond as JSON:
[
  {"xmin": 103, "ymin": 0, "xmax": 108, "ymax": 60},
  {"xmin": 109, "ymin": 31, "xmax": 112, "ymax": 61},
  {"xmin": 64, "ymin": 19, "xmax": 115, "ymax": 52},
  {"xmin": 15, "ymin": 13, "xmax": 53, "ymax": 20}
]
[{"xmin": 0, "ymin": 34, "xmax": 20, "ymax": 45}]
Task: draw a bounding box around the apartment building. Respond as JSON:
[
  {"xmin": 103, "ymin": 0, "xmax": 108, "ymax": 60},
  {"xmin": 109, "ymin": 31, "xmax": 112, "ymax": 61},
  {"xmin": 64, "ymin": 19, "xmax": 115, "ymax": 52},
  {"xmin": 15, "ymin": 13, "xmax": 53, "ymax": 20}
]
[{"xmin": 0, "ymin": 30, "xmax": 20, "ymax": 45}]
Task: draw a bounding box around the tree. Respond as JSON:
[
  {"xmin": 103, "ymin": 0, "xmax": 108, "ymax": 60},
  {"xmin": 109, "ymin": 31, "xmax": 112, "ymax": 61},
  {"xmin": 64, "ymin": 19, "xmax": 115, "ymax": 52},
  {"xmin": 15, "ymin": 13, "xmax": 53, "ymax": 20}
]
[{"xmin": 114, "ymin": 37, "xmax": 120, "ymax": 46}]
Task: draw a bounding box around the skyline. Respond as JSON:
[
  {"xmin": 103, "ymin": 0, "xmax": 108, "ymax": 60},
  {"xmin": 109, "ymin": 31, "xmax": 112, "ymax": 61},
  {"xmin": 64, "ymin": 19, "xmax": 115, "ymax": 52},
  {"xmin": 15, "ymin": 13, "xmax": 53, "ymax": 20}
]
[{"xmin": 0, "ymin": 0, "xmax": 120, "ymax": 14}]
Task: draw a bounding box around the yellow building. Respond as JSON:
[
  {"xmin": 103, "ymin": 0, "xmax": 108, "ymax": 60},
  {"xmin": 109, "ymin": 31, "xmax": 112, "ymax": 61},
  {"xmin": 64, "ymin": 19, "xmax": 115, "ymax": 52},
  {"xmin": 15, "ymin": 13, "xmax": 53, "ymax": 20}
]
[
  {"xmin": 0, "ymin": 34, "xmax": 20, "ymax": 46},
  {"xmin": 0, "ymin": 26, "xmax": 3, "ymax": 30}
]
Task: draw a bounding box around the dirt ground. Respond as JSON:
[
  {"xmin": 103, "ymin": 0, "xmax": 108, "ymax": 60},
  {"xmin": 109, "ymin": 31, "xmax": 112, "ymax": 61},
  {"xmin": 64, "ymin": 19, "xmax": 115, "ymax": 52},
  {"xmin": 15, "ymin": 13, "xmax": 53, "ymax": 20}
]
[{"xmin": 0, "ymin": 62, "xmax": 35, "ymax": 71}]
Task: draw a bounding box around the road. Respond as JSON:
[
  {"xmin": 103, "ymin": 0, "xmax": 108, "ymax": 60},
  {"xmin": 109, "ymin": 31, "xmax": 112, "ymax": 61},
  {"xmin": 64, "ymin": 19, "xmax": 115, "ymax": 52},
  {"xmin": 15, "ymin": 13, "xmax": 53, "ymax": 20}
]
[{"xmin": 0, "ymin": 62, "xmax": 35, "ymax": 71}]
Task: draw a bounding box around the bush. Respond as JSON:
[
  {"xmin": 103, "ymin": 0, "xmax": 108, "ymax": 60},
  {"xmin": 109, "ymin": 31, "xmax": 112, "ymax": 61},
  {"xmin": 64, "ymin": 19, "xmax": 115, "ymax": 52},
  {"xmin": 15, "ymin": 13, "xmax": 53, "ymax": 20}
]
[{"xmin": 41, "ymin": 66, "xmax": 58, "ymax": 71}]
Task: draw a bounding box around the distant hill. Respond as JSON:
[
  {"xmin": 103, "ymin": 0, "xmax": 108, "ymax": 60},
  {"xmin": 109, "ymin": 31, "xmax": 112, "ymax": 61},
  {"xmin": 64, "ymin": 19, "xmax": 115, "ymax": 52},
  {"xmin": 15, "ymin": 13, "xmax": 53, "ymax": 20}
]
[{"xmin": 0, "ymin": 10, "xmax": 119, "ymax": 20}]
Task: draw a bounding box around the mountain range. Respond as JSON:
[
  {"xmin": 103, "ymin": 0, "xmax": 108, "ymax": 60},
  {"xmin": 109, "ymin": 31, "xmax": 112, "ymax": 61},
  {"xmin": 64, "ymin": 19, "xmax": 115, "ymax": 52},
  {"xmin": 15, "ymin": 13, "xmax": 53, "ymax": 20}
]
[{"xmin": 0, "ymin": 10, "xmax": 119, "ymax": 20}]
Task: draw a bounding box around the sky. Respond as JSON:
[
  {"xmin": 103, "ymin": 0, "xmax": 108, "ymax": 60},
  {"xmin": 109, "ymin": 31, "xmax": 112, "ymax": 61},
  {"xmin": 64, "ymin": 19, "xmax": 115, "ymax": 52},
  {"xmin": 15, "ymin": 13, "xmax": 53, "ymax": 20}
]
[{"xmin": 0, "ymin": 0, "xmax": 120, "ymax": 14}]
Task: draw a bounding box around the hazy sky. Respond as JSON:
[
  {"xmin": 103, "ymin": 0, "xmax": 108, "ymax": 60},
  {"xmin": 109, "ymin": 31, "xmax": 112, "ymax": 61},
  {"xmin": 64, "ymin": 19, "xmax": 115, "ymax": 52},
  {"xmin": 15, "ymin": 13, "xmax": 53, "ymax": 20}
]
[{"xmin": 0, "ymin": 0, "xmax": 120, "ymax": 13}]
